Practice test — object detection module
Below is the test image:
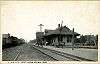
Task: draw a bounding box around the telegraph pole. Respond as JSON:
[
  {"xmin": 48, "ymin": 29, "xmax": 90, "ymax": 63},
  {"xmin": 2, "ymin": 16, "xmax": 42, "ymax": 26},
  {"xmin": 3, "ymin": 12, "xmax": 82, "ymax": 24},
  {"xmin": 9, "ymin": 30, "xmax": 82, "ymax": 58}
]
[
  {"xmin": 72, "ymin": 28, "xmax": 74, "ymax": 50},
  {"xmin": 59, "ymin": 20, "xmax": 63, "ymax": 47},
  {"xmin": 37, "ymin": 24, "xmax": 44, "ymax": 47},
  {"xmin": 38, "ymin": 24, "xmax": 44, "ymax": 32}
]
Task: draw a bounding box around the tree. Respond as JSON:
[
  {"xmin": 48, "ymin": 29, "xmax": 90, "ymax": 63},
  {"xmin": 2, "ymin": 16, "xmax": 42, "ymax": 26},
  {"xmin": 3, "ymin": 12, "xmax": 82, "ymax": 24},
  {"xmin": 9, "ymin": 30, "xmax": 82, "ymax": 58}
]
[{"xmin": 80, "ymin": 35, "xmax": 87, "ymax": 45}]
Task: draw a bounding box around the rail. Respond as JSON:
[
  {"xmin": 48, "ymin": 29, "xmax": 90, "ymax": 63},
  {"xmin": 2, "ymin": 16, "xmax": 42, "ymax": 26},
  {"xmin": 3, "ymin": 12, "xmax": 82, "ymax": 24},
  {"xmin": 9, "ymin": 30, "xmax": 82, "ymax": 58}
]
[{"xmin": 33, "ymin": 45, "xmax": 94, "ymax": 61}]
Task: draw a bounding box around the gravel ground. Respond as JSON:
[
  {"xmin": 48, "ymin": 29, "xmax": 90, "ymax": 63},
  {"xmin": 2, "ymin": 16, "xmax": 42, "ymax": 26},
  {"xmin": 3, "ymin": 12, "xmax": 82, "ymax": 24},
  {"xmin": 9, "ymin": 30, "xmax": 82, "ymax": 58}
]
[
  {"xmin": 43, "ymin": 46, "xmax": 98, "ymax": 61},
  {"xmin": 2, "ymin": 44, "xmax": 55, "ymax": 61},
  {"xmin": 2, "ymin": 44, "xmax": 25, "ymax": 61},
  {"xmin": 3, "ymin": 43, "xmax": 97, "ymax": 61},
  {"xmin": 16, "ymin": 44, "xmax": 56, "ymax": 61},
  {"xmin": 33, "ymin": 46, "xmax": 75, "ymax": 61}
]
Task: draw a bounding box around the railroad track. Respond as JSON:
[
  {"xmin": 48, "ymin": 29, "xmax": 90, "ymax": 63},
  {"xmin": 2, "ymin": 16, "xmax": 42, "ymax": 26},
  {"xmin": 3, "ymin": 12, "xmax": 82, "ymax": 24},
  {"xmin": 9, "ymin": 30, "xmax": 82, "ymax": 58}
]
[
  {"xmin": 31, "ymin": 45, "xmax": 58, "ymax": 61},
  {"xmin": 13, "ymin": 48, "xmax": 22, "ymax": 61},
  {"xmin": 14, "ymin": 51, "xmax": 21, "ymax": 61},
  {"xmin": 33, "ymin": 45, "xmax": 94, "ymax": 61},
  {"xmin": 13, "ymin": 44, "xmax": 58, "ymax": 61},
  {"xmin": 13, "ymin": 44, "xmax": 26, "ymax": 61}
]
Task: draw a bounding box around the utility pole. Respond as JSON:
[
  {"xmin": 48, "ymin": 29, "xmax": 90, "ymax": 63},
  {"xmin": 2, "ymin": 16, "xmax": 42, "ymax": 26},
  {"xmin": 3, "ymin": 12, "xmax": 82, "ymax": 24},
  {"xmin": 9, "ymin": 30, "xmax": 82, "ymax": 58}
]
[
  {"xmin": 38, "ymin": 24, "xmax": 44, "ymax": 32},
  {"xmin": 72, "ymin": 28, "xmax": 74, "ymax": 50},
  {"xmin": 37, "ymin": 24, "xmax": 44, "ymax": 47},
  {"xmin": 59, "ymin": 20, "xmax": 63, "ymax": 47}
]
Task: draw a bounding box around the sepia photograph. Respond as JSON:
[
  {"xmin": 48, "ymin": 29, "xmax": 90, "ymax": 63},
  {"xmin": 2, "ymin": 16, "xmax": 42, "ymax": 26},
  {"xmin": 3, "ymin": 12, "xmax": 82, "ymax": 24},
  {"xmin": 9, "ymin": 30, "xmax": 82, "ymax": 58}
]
[{"xmin": 0, "ymin": 0, "xmax": 100, "ymax": 64}]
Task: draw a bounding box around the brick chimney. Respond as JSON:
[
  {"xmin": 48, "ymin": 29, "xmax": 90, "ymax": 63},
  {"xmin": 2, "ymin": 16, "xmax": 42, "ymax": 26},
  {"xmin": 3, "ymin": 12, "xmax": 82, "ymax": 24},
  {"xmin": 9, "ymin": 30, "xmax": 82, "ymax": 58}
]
[{"xmin": 58, "ymin": 24, "xmax": 60, "ymax": 28}]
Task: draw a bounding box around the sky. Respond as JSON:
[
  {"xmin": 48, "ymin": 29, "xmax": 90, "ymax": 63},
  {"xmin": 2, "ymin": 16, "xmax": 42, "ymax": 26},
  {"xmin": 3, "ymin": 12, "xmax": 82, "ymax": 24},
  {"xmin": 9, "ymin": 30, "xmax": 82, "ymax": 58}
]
[{"xmin": 1, "ymin": 1, "xmax": 100, "ymax": 42}]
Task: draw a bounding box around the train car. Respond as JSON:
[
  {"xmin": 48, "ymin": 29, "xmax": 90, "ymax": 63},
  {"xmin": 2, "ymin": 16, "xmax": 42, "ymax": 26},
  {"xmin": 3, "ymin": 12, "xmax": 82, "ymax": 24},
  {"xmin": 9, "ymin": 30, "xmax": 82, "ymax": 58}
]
[{"xmin": 2, "ymin": 34, "xmax": 24, "ymax": 48}]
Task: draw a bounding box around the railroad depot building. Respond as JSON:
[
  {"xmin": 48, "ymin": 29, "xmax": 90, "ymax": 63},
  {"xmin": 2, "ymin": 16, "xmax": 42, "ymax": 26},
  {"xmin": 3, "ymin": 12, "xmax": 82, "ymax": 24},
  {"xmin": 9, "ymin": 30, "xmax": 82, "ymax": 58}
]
[{"xmin": 36, "ymin": 24, "xmax": 80, "ymax": 46}]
